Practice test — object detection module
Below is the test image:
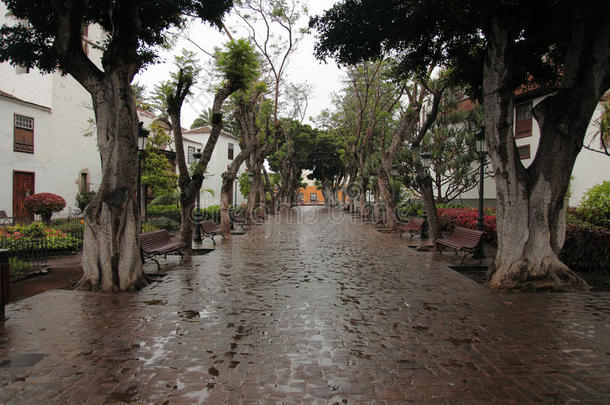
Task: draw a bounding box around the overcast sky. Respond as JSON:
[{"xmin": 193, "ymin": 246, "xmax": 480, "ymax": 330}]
[{"xmin": 135, "ymin": 0, "xmax": 342, "ymax": 128}]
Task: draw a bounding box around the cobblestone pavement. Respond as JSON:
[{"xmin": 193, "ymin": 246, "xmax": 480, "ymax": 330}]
[{"xmin": 1, "ymin": 207, "xmax": 609, "ymax": 404}]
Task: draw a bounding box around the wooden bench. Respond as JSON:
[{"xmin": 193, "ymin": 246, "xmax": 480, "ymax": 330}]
[
  {"xmin": 399, "ymin": 218, "xmax": 424, "ymax": 239},
  {"xmin": 140, "ymin": 230, "xmax": 186, "ymax": 270},
  {"xmin": 231, "ymin": 213, "xmax": 250, "ymax": 231},
  {"xmin": 436, "ymin": 226, "xmax": 485, "ymax": 264},
  {"xmin": 200, "ymin": 220, "xmax": 227, "ymax": 244}
]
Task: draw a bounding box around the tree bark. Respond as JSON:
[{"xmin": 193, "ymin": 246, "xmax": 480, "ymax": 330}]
[
  {"xmin": 172, "ymin": 85, "xmax": 236, "ymax": 244},
  {"xmin": 79, "ymin": 72, "xmax": 145, "ymax": 291},
  {"xmin": 220, "ymin": 150, "xmax": 249, "ymax": 235},
  {"xmin": 482, "ymin": 15, "xmax": 608, "ymax": 291}
]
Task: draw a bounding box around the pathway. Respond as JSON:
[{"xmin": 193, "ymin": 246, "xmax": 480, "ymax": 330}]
[{"xmin": 1, "ymin": 207, "xmax": 609, "ymax": 403}]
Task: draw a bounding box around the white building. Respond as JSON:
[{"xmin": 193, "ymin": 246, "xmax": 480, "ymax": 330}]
[
  {"xmin": 1, "ymin": 3, "xmax": 246, "ymax": 220},
  {"xmin": 182, "ymin": 126, "xmax": 247, "ymax": 207},
  {"xmin": 0, "ymin": 7, "xmax": 104, "ymax": 220},
  {"xmin": 455, "ymin": 91, "xmax": 610, "ymax": 207}
]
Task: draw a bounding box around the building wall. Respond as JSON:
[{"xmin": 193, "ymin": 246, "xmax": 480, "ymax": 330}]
[
  {"xmin": 179, "ymin": 132, "xmax": 247, "ymax": 207},
  {"xmin": 297, "ymin": 185, "xmax": 324, "ymax": 204},
  {"xmin": 455, "ymin": 95, "xmax": 610, "ymax": 207},
  {"xmin": 0, "ymin": 11, "xmax": 104, "ymax": 217}
]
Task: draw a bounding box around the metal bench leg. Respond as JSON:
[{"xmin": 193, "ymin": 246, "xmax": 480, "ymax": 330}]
[{"xmin": 147, "ymin": 256, "xmax": 161, "ymax": 271}]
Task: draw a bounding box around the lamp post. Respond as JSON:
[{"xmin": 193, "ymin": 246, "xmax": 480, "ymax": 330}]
[
  {"xmin": 390, "ymin": 165, "xmax": 400, "ymax": 205},
  {"xmin": 136, "ymin": 122, "xmax": 149, "ymax": 225},
  {"xmin": 192, "ymin": 148, "xmax": 202, "ymax": 244},
  {"xmin": 420, "ymin": 152, "xmax": 433, "ymax": 240},
  {"xmin": 474, "ymin": 128, "xmax": 487, "ymax": 259}
]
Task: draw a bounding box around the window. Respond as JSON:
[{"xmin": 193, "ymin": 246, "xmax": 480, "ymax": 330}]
[
  {"xmin": 517, "ymin": 144, "xmax": 531, "ymax": 160},
  {"xmin": 14, "ymin": 114, "xmax": 34, "ymax": 153},
  {"xmin": 514, "ymin": 101, "xmax": 533, "ymax": 139},
  {"xmin": 298, "ymin": 193, "xmax": 304, "ymax": 202},
  {"xmin": 187, "ymin": 146, "xmax": 195, "ymax": 164},
  {"xmin": 310, "ymin": 193, "xmax": 317, "ymax": 202},
  {"xmin": 80, "ymin": 172, "xmax": 90, "ymax": 193},
  {"xmin": 15, "ymin": 65, "xmax": 30, "ymax": 74},
  {"xmin": 228, "ymin": 142, "xmax": 234, "ymax": 160}
]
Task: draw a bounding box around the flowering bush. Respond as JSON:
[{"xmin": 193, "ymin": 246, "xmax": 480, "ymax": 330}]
[
  {"xmin": 436, "ymin": 206, "xmax": 608, "ymax": 273},
  {"xmin": 24, "ymin": 193, "xmax": 66, "ymax": 223},
  {"xmin": 437, "ymin": 207, "xmax": 497, "ymax": 242},
  {"xmin": 0, "ymin": 223, "xmax": 81, "ymax": 252}
]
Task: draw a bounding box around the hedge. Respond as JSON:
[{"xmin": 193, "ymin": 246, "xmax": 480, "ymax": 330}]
[{"xmin": 147, "ymin": 204, "xmax": 221, "ymax": 223}]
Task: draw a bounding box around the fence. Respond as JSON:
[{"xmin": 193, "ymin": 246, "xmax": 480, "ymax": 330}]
[
  {"xmin": 0, "ymin": 238, "xmax": 49, "ymax": 266},
  {"xmin": 1, "ymin": 249, "xmax": 9, "ymax": 320}
]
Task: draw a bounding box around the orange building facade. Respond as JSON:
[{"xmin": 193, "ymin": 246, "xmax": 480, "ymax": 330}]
[{"xmin": 296, "ymin": 185, "xmax": 345, "ymax": 205}]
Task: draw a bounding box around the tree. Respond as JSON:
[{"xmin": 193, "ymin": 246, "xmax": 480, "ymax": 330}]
[
  {"xmin": 191, "ymin": 107, "xmax": 214, "ymax": 128},
  {"xmin": 1, "ymin": 0, "xmax": 232, "ymax": 291},
  {"xmin": 312, "ymin": 0, "xmax": 609, "ymax": 291},
  {"xmin": 132, "ymin": 82, "xmax": 155, "ymax": 112},
  {"xmin": 232, "ymin": 0, "xmax": 308, "ymax": 209},
  {"xmin": 191, "ymin": 105, "xmax": 239, "ymax": 135},
  {"xmin": 398, "ymin": 86, "xmax": 484, "ymax": 205},
  {"xmin": 268, "ymin": 120, "xmax": 316, "ymax": 206},
  {"xmin": 141, "ymin": 122, "xmax": 178, "ymax": 218},
  {"xmin": 306, "ymin": 131, "xmax": 346, "ymax": 206},
  {"xmin": 155, "ymin": 41, "xmax": 259, "ymax": 245}
]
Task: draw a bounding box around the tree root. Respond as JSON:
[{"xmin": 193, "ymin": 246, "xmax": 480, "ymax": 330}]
[
  {"xmin": 487, "ymin": 256, "xmax": 590, "ymax": 292},
  {"xmin": 75, "ymin": 275, "xmax": 148, "ymax": 292}
]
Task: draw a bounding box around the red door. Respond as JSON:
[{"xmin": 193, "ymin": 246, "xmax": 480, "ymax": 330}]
[{"xmin": 13, "ymin": 171, "xmax": 35, "ymax": 221}]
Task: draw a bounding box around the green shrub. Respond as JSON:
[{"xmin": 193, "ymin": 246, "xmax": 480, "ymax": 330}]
[
  {"xmin": 147, "ymin": 204, "xmax": 181, "ymax": 222},
  {"xmin": 75, "ymin": 191, "xmax": 96, "ymax": 212},
  {"xmin": 576, "ymin": 181, "xmax": 610, "ymax": 229},
  {"xmin": 201, "ymin": 205, "xmax": 221, "ymax": 222},
  {"xmin": 560, "ymin": 219, "xmax": 610, "ymax": 274},
  {"xmin": 147, "ymin": 204, "xmax": 222, "ymax": 223},
  {"xmin": 0, "ymin": 224, "xmax": 82, "ymax": 253},
  {"xmin": 142, "ymin": 217, "xmax": 179, "ymax": 232}
]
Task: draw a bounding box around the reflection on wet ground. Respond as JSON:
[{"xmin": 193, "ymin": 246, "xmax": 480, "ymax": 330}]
[{"xmin": 1, "ymin": 207, "xmax": 610, "ymax": 403}]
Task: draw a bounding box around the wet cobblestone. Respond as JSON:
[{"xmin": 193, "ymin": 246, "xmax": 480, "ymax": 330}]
[{"xmin": 1, "ymin": 207, "xmax": 610, "ymax": 403}]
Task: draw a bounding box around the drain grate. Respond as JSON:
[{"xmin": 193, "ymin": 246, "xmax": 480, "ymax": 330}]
[{"xmin": 0, "ymin": 353, "xmax": 48, "ymax": 368}]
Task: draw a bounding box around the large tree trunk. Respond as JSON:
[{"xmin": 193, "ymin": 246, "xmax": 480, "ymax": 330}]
[
  {"xmin": 79, "ymin": 73, "xmax": 145, "ymax": 291},
  {"xmin": 173, "ymin": 86, "xmax": 236, "ymax": 245},
  {"xmin": 220, "ymin": 151, "xmax": 249, "ymax": 235},
  {"xmin": 482, "ymin": 16, "xmax": 606, "ymax": 291},
  {"xmin": 358, "ymin": 176, "xmax": 368, "ymax": 213},
  {"xmin": 411, "ymin": 144, "xmax": 442, "ymax": 243},
  {"xmin": 378, "ymin": 170, "xmax": 399, "ymax": 230}
]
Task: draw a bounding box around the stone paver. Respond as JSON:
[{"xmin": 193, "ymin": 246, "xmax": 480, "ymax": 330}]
[{"xmin": 1, "ymin": 207, "xmax": 609, "ymax": 404}]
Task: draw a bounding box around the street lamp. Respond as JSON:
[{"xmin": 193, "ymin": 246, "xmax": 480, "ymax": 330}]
[
  {"xmin": 420, "ymin": 152, "xmax": 432, "ymax": 240},
  {"xmin": 136, "ymin": 122, "xmax": 149, "ymax": 225},
  {"xmin": 474, "ymin": 127, "xmax": 487, "ymax": 259},
  {"xmin": 390, "ymin": 165, "xmax": 400, "ymax": 205},
  {"xmin": 192, "ymin": 148, "xmax": 202, "ymax": 243}
]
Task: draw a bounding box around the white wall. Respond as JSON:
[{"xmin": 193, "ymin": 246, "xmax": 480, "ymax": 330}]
[
  {"xmin": 570, "ymin": 103, "xmax": 610, "ymax": 205},
  {"xmin": 0, "ymin": 9, "xmax": 104, "ymax": 217},
  {"xmin": 455, "ymin": 95, "xmax": 610, "ymax": 207},
  {"xmin": 181, "ymin": 132, "xmax": 247, "ymax": 207}
]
